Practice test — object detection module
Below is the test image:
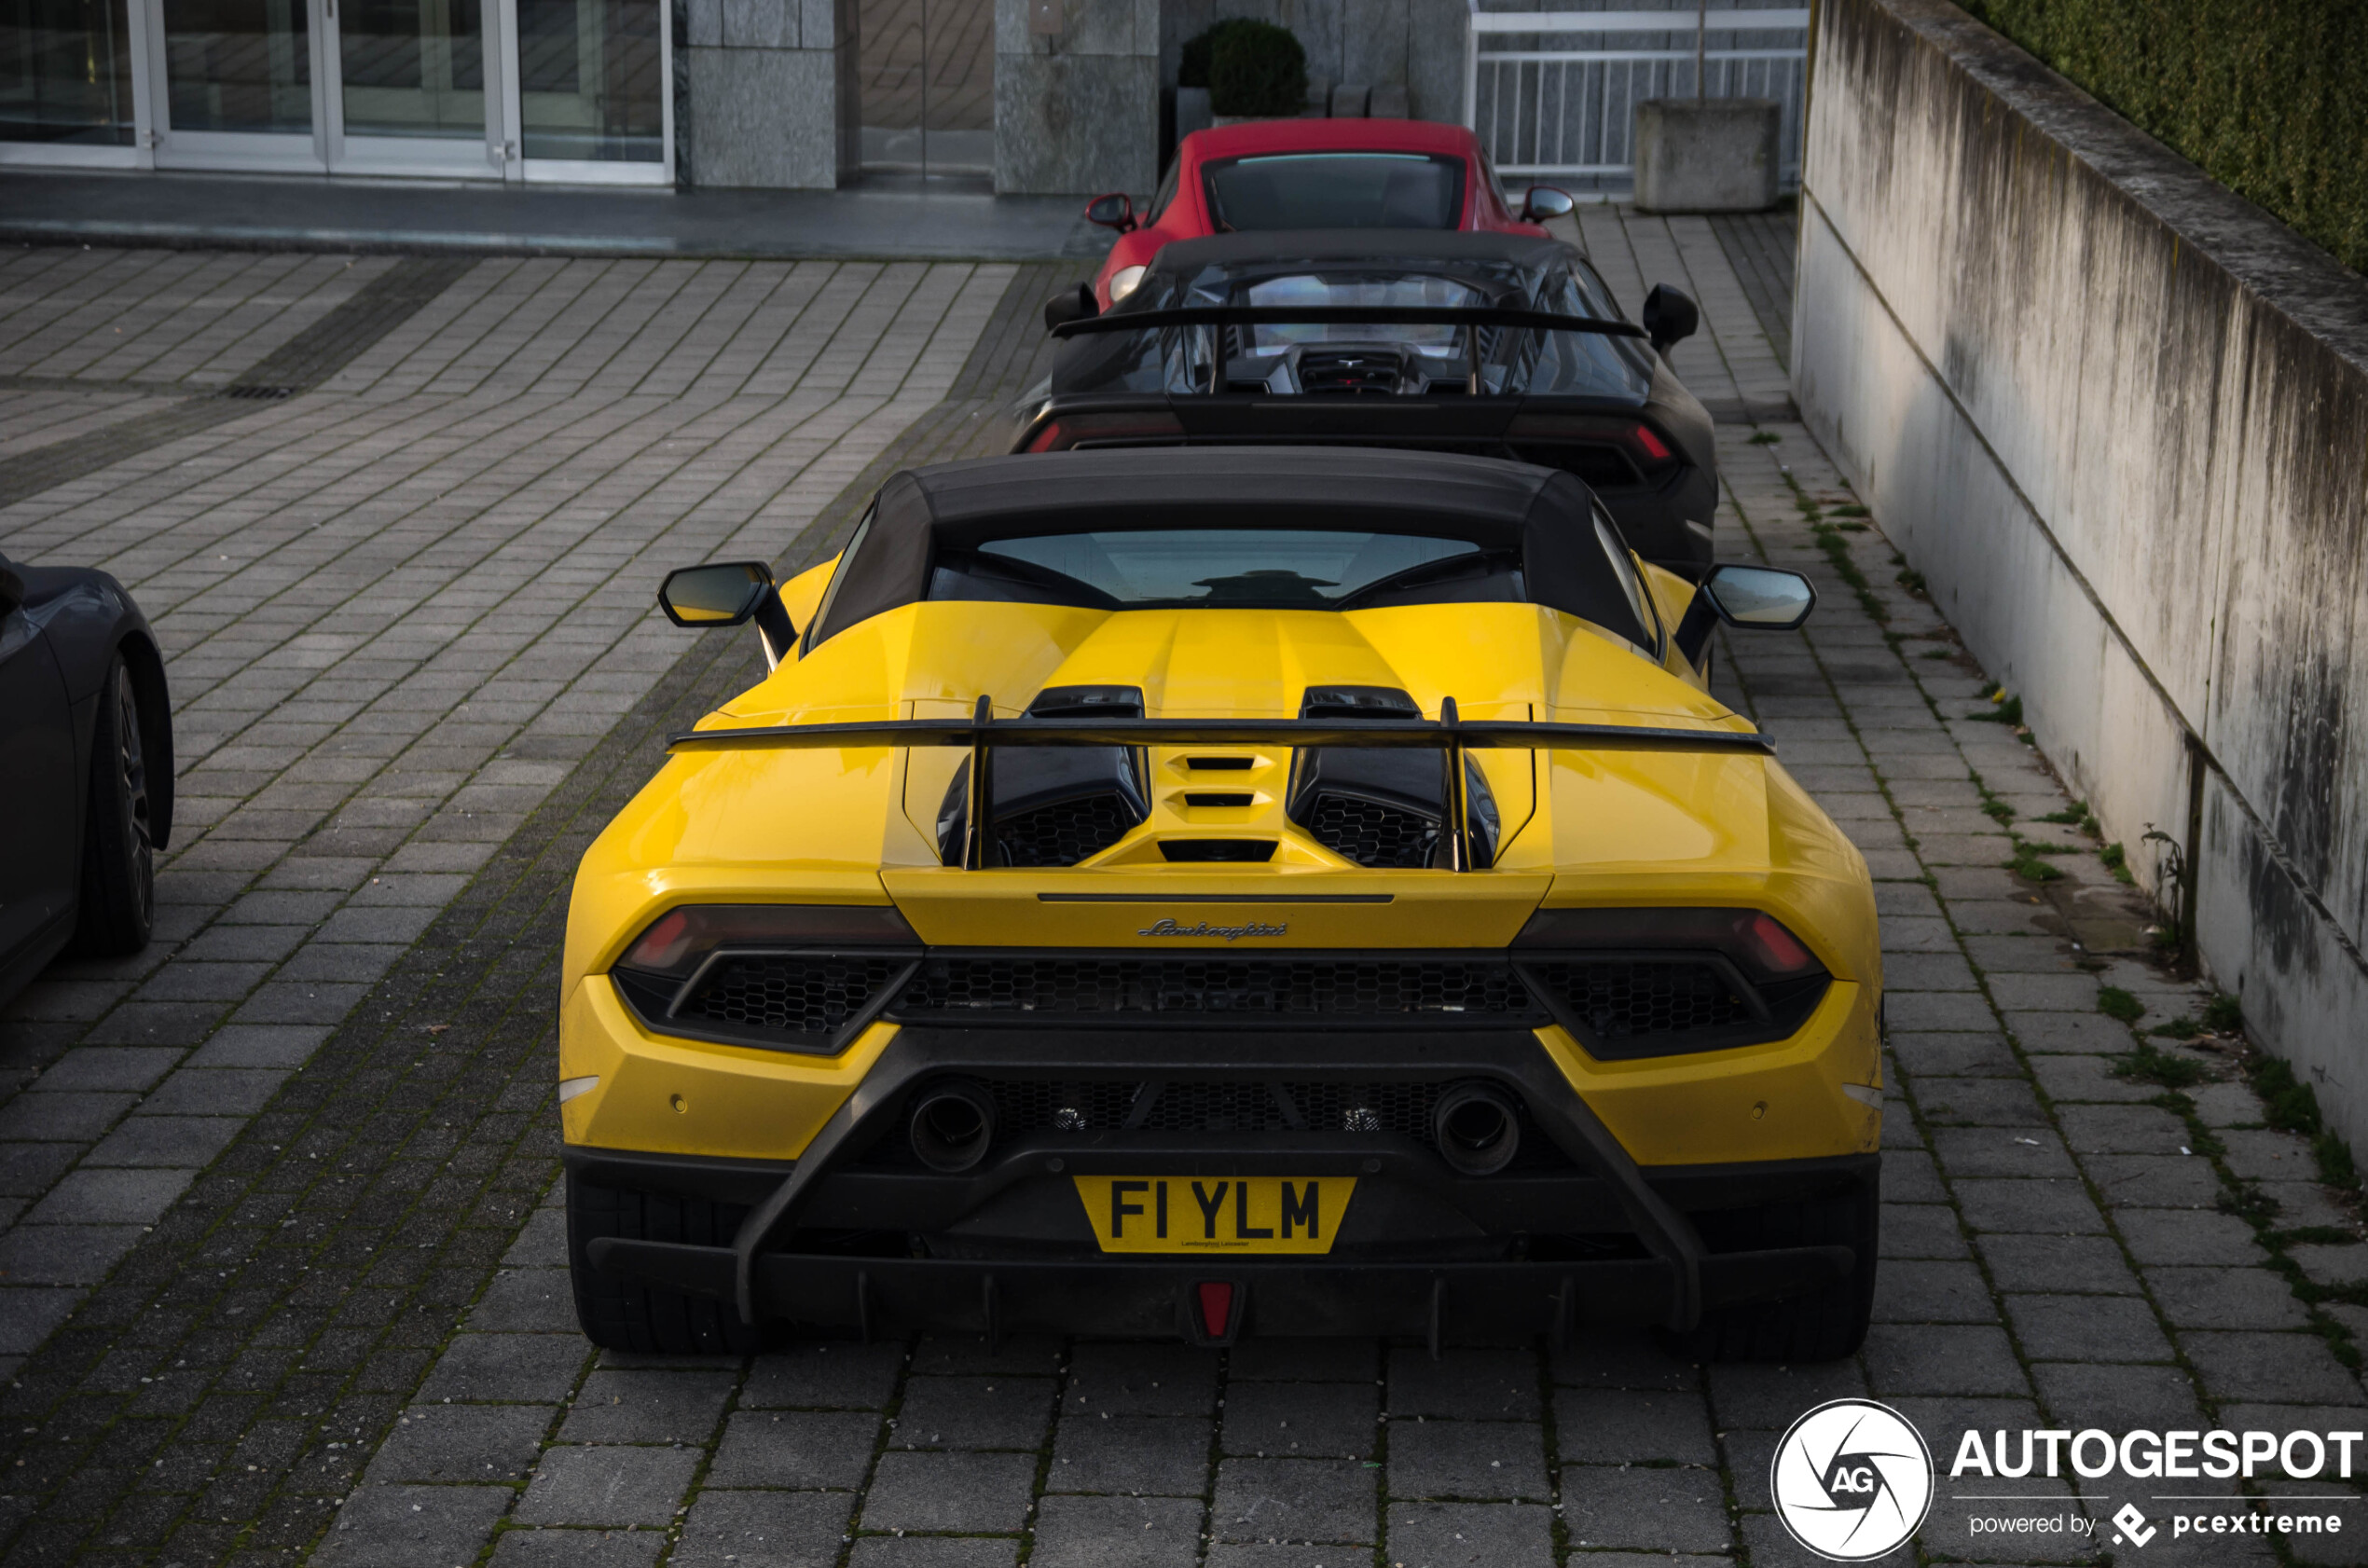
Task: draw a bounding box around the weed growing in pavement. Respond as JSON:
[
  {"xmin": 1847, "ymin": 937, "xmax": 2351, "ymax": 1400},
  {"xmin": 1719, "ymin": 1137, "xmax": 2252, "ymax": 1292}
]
[
  {"xmin": 1746, "ymin": 430, "xmax": 1780, "ymax": 445},
  {"xmin": 1830, "ymin": 502, "xmax": 1869, "ymax": 517},
  {"xmin": 2100, "ymin": 841, "xmax": 2136, "ymax": 885},
  {"xmin": 2036, "ymin": 801, "xmax": 2097, "ymax": 829},
  {"xmin": 2204, "ymin": 992, "xmax": 2244, "ymax": 1032},
  {"xmin": 2150, "ymin": 1015, "xmax": 2202, "ymax": 1039},
  {"xmin": 2112, "ymin": 1038, "xmax": 2209, "ymax": 1089},
  {"xmin": 1981, "ymin": 799, "xmax": 2016, "ymax": 824},
  {"xmin": 1921, "ymin": 647, "xmax": 1953, "ymax": 659},
  {"xmin": 1966, "ymin": 687, "xmax": 2024, "ymax": 725},
  {"xmin": 2098, "ymin": 986, "xmax": 2144, "ymax": 1023},
  {"xmin": 2004, "ymin": 846, "xmax": 2064, "ymax": 882},
  {"xmin": 1784, "ymin": 475, "xmax": 1889, "ymax": 623},
  {"xmin": 1895, "ymin": 568, "xmax": 1928, "ymax": 595}
]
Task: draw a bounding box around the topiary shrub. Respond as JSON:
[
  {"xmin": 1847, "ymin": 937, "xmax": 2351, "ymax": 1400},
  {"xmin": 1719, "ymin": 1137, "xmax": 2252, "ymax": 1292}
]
[{"xmin": 1205, "ymin": 19, "xmax": 1307, "ymax": 118}]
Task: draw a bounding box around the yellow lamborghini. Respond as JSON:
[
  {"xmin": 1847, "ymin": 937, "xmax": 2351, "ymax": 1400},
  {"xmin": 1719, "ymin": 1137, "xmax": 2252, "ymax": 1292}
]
[{"xmin": 557, "ymin": 447, "xmax": 1882, "ymax": 1362}]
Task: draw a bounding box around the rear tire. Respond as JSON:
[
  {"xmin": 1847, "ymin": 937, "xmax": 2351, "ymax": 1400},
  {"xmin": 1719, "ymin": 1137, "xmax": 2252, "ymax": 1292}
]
[
  {"xmin": 567, "ymin": 1173, "xmax": 764, "ymax": 1355},
  {"xmin": 69, "ymin": 655, "xmax": 154, "ymax": 957},
  {"xmin": 1660, "ymin": 1173, "xmax": 1879, "ymax": 1363}
]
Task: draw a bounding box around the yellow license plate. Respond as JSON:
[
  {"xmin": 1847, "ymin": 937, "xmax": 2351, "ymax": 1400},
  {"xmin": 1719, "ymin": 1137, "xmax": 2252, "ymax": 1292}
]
[{"xmin": 1072, "ymin": 1176, "xmax": 1354, "ymax": 1254}]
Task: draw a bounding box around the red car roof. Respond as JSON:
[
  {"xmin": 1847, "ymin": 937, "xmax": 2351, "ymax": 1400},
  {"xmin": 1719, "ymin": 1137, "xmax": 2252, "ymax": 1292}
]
[{"xmin": 1181, "ymin": 118, "xmax": 1482, "ymax": 163}]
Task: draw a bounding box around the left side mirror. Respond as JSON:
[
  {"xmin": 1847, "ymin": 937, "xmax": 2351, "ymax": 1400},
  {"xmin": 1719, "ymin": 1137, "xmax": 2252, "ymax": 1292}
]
[
  {"xmin": 1522, "ymin": 186, "xmax": 1575, "ymax": 222},
  {"xmin": 1084, "ymin": 192, "xmax": 1136, "ymax": 232},
  {"xmin": 1674, "ymin": 563, "xmax": 1815, "ymax": 664},
  {"xmin": 1641, "ymin": 282, "xmax": 1699, "ymax": 356},
  {"xmin": 659, "ymin": 561, "xmax": 796, "ymax": 668}
]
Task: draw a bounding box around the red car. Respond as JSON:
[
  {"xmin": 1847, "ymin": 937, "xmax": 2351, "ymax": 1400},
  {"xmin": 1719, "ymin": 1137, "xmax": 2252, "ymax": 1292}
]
[{"xmin": 1085, "ymin": 119, "xmax": 1574, "ymax": 310}]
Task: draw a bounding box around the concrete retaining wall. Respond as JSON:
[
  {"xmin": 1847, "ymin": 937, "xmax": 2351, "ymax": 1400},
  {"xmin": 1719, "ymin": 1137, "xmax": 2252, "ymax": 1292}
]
[{"xmin": 1793, "ymin": 0, "xmax": 2368, "ymax": 1133}]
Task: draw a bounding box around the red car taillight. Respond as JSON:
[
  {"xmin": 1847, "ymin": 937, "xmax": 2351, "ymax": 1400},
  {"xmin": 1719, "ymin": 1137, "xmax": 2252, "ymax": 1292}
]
[
  {"xmin": 1026, "ymin": 410, "xmax": 1187, "ymax": 452},
  {"xmin": 1505, "ymin": 412, "xmax": 1679, "ymax": 473},
  {"xmin": 616, "ymin": 904, "xmax": 920, "ymax": 980},
  {"xmin": 1513, "ymin": 905, "xmax": 1826, "ymax": 983}
]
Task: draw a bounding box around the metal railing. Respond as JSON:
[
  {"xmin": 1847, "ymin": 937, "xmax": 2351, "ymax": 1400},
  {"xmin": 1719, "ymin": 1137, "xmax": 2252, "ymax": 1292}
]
[{"xmin": 1465, "ymin": 7, "xmax": 1810, "ymax": 189}]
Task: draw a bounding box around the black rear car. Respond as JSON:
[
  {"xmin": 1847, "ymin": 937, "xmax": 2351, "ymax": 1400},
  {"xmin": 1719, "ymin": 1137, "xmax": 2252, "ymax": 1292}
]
[
  {"xmin": 1016, "ymin": 230, "xmax": 1718, "ymax": 576},
  {"xmin": 0, "ymin": 553, "xmax": 172, "ymax": 1008}
]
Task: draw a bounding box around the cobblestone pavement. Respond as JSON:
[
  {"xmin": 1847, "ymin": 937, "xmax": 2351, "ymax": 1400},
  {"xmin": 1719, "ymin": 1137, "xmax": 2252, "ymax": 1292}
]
[
  {"xmin": 1, "ymin": 222, "xmax": 2364, "ymax": 1568},
  {"xmin": 0, "ymin": 250, "xmax": 1012, "ymax": 1373}
]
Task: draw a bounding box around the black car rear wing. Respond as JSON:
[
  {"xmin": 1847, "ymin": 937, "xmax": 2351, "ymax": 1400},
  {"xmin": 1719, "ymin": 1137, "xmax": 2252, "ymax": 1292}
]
[
  {"xmin": 1049, "ymin": 305, "xmax": 1649, "ymax": 340},
  {"xmin": 666, "ymin": 698, "xmax": 1773, "ymax": 872}
]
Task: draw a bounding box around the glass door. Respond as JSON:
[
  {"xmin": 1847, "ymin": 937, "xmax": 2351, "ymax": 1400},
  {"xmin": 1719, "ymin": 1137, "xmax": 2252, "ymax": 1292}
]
[
  {"xmin": 325, "ymin": 0, "xmax": 498, "ymax": 173},
  {"xmin": 152, "ymin": 0, "xmax": 323, "ymax": 167},
  {"xmin": 513, "ymin": 0, "xmax": 664, "ymax": 179}
]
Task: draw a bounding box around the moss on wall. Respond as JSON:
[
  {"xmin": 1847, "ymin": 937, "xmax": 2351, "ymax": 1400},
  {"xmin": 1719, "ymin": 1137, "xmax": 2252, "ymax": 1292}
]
[{"xmin": 1962, "ymin": 0, "xmax": 2367, "ymax": 273}]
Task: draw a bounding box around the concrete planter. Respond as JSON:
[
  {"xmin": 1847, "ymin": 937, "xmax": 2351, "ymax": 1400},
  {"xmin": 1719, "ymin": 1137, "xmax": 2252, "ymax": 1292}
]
[
  {"xmin": 1176, "ymin": 87, "xmax": 1213, "ymax": 142},
  {"xmin": 1631, "ymin": 97, "xmax": 1780, "ymax": 213}
]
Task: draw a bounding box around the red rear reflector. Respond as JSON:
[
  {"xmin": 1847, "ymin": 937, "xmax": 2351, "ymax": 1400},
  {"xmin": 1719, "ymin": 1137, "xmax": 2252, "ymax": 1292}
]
[
  {"xmin": 1197, "ymin": 1281, "xmax": 1233, "ymax": 1337},
  {"xmin": 1631, "ymin": 424, "xmax": 1672, "ymax": 461},
  {"xmin": 1026, "ymin": 421, "xmax": 1065, "ymax": 453},
  {"xmin": 1745, "ymin": 912, "xmax": 1816, "ymax": 976}
]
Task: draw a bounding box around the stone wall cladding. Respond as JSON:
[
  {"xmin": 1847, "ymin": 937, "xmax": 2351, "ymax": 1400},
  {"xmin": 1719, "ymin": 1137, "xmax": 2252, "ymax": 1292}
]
[
  {"xmin": 1791, "ymin": 0, "xmax": 2368, "ymax": 1138},
  {"xmin": 993, "ymin": 0, "xmax": 1160, "ymax": 192},
  {"xmin": 683, "ymin": 0, "xmax": 857, "ymax": 186}
]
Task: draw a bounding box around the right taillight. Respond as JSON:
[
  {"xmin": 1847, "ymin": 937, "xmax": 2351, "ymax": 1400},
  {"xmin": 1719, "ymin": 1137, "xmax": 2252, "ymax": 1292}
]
[
  {"xmin": 1505, "ymin": 412, "xmax": 1679, "ymax": 475},
  {"xmin": 1511, "ymin": 907, "xmax": 1832, "ymax": 1057},
  {"xmin": 1513, "ymin": 905, "xmax": 1825, "ymax": 982}
]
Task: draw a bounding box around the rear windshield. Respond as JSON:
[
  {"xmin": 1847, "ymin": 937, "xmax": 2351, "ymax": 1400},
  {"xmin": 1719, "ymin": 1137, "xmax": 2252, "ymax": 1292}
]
[
  {"xmin": 928, "ymin": 529, "xmax": 1520, "ymax": 612},
  {"xmin": 1239, "ymin": 273, "xmax": 1483, "ymax": 357},
  {"xmin": 1203, "ymin": 154, "xmax": 1465, "ymax": 231}
]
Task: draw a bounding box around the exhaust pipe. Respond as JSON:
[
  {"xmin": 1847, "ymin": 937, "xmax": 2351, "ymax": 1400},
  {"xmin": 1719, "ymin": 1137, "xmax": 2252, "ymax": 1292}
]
[
  {"xmin": 909, "ymin": 1080, "xmax": 997, "ymax": 1173},
  {"xmin": 1432, "ymin": 1082, "xmax": 1521, "ymax": 1176}
]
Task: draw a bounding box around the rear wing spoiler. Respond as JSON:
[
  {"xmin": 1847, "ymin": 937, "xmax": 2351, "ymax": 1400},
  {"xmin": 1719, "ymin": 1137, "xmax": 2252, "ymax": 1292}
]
[
  {"xmin": 1048, "ymin": 305, "xmax": 1648, "ymax": 340},
  {"xmin": 667, "ymin": 697, "xmax": 1771, "ymax": 871}
]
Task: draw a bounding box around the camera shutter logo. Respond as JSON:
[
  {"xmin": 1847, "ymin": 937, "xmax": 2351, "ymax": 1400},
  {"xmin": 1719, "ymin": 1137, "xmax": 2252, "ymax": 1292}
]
[{"xmin": 1769, "ymin": 1398, "xmax": 1935, "ymax": 1561}]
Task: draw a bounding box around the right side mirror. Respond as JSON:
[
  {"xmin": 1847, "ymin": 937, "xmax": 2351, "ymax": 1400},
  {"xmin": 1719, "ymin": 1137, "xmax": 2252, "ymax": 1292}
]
[
  {"xmin": 1673, "ymin": 563, "xmax": 1816, "ymax": 664},
  {"xmin": 1641, "ymin": 282, "xmax": 1699, "ymax": 357},
  {"xmin": 1043, "ymin": 282, "xmax": 1097, "ymax": 332},
  {"xmin": 658, "ymin": 561, "xmax": 797, "ymax": 669},
  {"xmin": 1522, "ymin": 186, "xmax": 1575, "ymax": 222},
  {"xmin": 1084, "ymin": 192, "xmax": 1136, "ymax": 232}
]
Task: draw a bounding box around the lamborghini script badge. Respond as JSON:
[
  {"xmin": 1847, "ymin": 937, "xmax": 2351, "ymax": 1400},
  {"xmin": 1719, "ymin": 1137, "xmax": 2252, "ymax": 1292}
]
[{"xmin": 1137, "ymin": 918, "xmax": 1287, "ymax": 941}]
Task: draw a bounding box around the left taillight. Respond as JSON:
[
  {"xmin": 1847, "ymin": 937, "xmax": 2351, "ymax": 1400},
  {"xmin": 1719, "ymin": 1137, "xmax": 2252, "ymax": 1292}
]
[
  {"xmin": 615, "ymin": 903, "xmax": 920, "ymax": 981},
  {"xmin": 1026, "ymin": 409, "xmax": 1186, "ymax": 452}
]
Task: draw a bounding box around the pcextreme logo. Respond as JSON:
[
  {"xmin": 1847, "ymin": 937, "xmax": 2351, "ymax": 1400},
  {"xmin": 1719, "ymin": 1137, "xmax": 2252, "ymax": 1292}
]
[{"xmin": 1770, "ymin": 1399, "xmax": 1936, "ymax": 1561}]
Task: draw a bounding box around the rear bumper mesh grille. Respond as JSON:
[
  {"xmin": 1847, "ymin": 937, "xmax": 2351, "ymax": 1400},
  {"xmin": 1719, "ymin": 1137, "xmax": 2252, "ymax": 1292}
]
[{"xmin": 888, "ymin": 956, "xmax": 1540, "ymax": 1025}]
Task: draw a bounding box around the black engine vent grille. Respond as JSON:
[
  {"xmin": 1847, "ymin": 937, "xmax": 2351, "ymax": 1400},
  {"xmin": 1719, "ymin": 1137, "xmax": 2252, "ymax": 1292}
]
[
  {"xmin": 997, "ymin": 794, "xmax": 1136, "ymax": 867},
  {"xmin": 1302, "ymin": 791, "xmax": 1439, "ymax": 868},
  {"xmin": 888, "ymin": 955, "xmax": 1542, "ymax": 1026},
  {"xmin": 672, "ymin": 954, "xmax": 912, "ymax": 1038}
]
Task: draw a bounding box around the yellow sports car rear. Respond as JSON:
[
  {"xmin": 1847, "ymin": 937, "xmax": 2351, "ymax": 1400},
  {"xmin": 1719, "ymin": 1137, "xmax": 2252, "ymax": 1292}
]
[{"xmin": 557, "ymin": 447, "xmax": 1881, "ymax": 1362}]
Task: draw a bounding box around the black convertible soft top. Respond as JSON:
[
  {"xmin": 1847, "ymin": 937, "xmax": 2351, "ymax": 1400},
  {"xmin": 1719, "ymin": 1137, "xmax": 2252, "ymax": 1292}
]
[{"xmin": 805, "ymin": 447, "xmax": 1652, "ymax": 649}]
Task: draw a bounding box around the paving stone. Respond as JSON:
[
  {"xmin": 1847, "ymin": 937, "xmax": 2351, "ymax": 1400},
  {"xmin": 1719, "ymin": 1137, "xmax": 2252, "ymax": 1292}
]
[
  {"xmin": 1557, "ymin": 1465, "xmax": 1732, "ymax": 1552},
  {"xmin": 417, "ymin": 1333, "xmax": 587, "ymax": 1404},
  {"xmin": 2086, "ymin": 1153, "xmax": 2223, "ymax": 1208},
  {"xmin": 709, "ymin": 1410, "xmax": 883, "ymax": 1489},
  {"xmin": 365, "ymin": 1402, "xmax": 551, "ymax": 1483},
  {"xmin": 1930, "ymin": 1127, "xmax": 2078, "ymax": 1178},
  {"xmin": 1384, "ymin": 1500, "xmax": 1556, "ymax": 1568},
  {"xmin": 2059, "ymin": 1102, "xmax": 2191, "ymax": 1155},
  {"xmin": 1704, "ymin": 1359, "xmax": 1867, "ymax": 1428},
  {"xmin": 1889, "ymin": 1032, "xmax": 2019, "ymax": 1078},
  {"xmin": 914, "ymin": 1332, "xmax": 1064, "ymax": 1377},
  {"xmin": 1913, "ymin": 1078, "xmax": 2047, "ymax": 1125},
  {"xmin": 2288, "ymin": 1244, "xmax": 2368, "ymax": 1287},
  {"xmin": 0, "ymin": 1222, "xmax": 143, "ymax": 1283},
  {"xmin": 744, "ymin": 1341, "xmax": 909, "ymax": 1408},
  {"xmin": 2003, "ymin": 1292, "xmax": 2174, "ymax": 1363},
  {"xmin": 1864, "ymin": 1324, "xmax": 2028, "ymax": 1396},
  {"xmin": 1049, "ymin": 1414, "xmax": 1211, "ymax": 1495},
  {"xmin": 82, "ymin": 1113, "xmax": 242, "ymax": 1167},
  {"xmin": 468, "ymin": 1268, "xmax": 581, "ymax": 1334},
  {"xmin": 1952, "ymin": 1177, "xmax": 2108, "ymax": 1234},
  {"xmin": 1549, "ymin": 1386, "xmax": 1715, "ymax": 1463},
  {"xmin": 2029, "ymin": 1361, "xmax": 2205, "ymax": 1429},
  {"xmin": 1880, "ymin": 1149, "xmax": 1948, "ymax": 1203},
  {"xmin": 491, "ymin": 1531, "xmax": 666, "ymax": 1568},
  {"xmin": 1874, "ymin": 1259, "xmax": 1997, "ymax": 1323},
  {"xmin": 1221, "ymin": 1378, "xmax": 1377, "ymax": 1457},
  {"xmin": 2147, "ymin": 1266, "xmax": 2312, "ymax": 1330},
  {"xmin": 671, "ymin": 1489, "xmax": 855, "ymax": 1568},
  {"xmin": 1225, "ymin": 1338, "xmax": 1377, "ymax": 1382},
  {"xmin": 559, "ymin": 1368, "xmax": 738, "ymax": 1443},
  {"xmin": 854, "ymin": 1449, "xmax": 1039, "ymax": 1534},
  {"xmin": 1880, "ymin": 1203, "xmax": 1972, "ymax": 1258},
  {"xmin": 22, "ymin": 1167, "xmax": 191, "ymax": 1225},
  {"xmin": 847, "ymin": 1541, "xmax": 1018, "ymax": 1568},
  {"xmin": 892, "ymin": 1374, "xmax": 1056, "ymax": 1450},
  {"xmin": 2005, "ymin": 1011, "xmax": 2137, "ymax": 1053},
  {"xmin": 313, "ymin": 1483, "xmax": 512, "ymax": 1567},
  {"xmin": 31, "ymin": 1048, "xmax": 183, "ymax": 1093},
  {"xmin": 2030, "ymin": 1052, "xmax": 2171, "ymax": 1103},
  {"xmin": 1975, "ymin": 1232, "xmax": 2141, "ymax": 1293},
  {"xmin": 1212, "ymin": 1456, "xmax": 1376, "ymax": 1543},
  {"xmin": 1063, "ymin": 1343, "xmax": 1218, "ymax": 1417},
  {"xmin": 1387, "ymin": 1418, "xmax": 1549, "ymax": 1501},
  {"xmin": 515, "ymin": 1444, "xmax": 702, "ymax": 1526},
  {"xmin": 2260, "ymin": 1182, "xmax": 2361, "ymax": 1231},
  {"xmin": 1028, "ymin": 1493, "xmax": 1204, "ymax": 1568},
  {"xmin": 2182, "ymin": 1332, "xmax": 2366, "ymax": 1407},
  {"xmin": 1386, "ymin": 1348, "xmax": 1539, "ymax": 1419},
  {"xmin": 1546, "ymin": 1331, "xmax": 1699, "ymax": 1391}
]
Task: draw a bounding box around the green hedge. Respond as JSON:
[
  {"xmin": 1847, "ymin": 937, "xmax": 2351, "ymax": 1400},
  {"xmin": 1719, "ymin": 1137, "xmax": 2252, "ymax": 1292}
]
[
  {"xmin": 1962, "ymin": 0, "xmax": 2367, "ymax": 273},
  {"xmin": 1182, "ymin": 19, "xmax": 1308, "ymax": 118}
]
